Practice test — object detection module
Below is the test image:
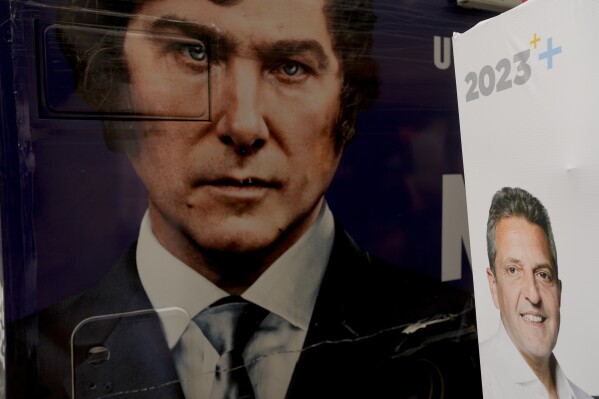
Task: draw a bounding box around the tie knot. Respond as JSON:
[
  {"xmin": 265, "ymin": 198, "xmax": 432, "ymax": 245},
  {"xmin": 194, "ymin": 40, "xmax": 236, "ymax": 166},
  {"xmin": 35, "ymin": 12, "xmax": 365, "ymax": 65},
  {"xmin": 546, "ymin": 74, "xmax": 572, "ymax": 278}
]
[{"xmin": 194, "ymin": 297, "xmax": 267, "ymax": 355}]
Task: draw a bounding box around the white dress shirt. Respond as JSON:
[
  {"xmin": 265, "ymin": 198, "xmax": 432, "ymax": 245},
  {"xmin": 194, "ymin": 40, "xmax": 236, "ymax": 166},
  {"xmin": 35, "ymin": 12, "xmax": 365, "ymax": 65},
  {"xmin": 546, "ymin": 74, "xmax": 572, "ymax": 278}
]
[
  {"xmin": 480, "ymin": 323, "xmax": 592, "ymax": 399},
  {"xmin": 136, "ymin": 202, "xmax": 335, "ymax": 399}
]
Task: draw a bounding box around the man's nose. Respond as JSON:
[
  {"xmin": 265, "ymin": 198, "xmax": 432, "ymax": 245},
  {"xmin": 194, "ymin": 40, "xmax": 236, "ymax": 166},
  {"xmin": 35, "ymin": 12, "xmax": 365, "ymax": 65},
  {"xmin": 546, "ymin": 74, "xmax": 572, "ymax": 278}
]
[
  {"xmin": 214, "ymin": 60, "xmax": 269, "ymax": 156},
  {"xmin": 523, "ymin": 272, "xmax": 541, "ymax": 305}
]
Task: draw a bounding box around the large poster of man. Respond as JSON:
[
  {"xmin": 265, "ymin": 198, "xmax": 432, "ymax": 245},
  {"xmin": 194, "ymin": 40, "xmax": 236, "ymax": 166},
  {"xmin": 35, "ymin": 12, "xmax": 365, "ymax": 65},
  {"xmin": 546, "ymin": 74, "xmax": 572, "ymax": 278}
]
[
  {"xmin": 454, "ymin": 0, "xmax": 599, "ymax": 396},
  {"xmin": 0, "ymin": 0, "xmax": 498, "ymax": 397}
]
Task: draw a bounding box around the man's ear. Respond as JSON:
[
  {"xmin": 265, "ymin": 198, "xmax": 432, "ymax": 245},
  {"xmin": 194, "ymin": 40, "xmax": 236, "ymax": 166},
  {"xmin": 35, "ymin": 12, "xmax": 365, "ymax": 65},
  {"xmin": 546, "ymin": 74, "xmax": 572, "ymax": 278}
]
[{"xmin": 486, "ymin": 267, "xmax": 500, "ymax": 310}]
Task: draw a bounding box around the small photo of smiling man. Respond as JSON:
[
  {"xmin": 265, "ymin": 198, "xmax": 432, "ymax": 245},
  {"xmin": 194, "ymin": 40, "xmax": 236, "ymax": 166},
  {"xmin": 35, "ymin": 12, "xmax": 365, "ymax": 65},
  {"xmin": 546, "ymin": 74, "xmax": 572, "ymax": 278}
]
[{"xmin": 480, "ymin": 187, "xmax": 591, "ymax": 399}]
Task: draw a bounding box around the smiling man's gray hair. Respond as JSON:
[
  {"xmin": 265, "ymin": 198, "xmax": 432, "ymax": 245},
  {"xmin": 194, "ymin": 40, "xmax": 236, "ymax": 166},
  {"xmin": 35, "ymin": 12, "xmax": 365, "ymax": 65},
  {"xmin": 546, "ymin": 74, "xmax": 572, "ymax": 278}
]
[{"xmin": 486, "ymin": 187, "xmax": 558, "ymax": 276}]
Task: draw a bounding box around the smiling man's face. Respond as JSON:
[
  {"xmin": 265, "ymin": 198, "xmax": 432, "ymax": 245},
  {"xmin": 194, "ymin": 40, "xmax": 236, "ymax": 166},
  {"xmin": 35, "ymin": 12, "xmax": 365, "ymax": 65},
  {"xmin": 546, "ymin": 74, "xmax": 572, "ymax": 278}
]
[
  {"xmin": 123, "ymin": 0, "xmax": 343, "ymax": 273},
  {"xmin": 487, "ymin": 216, "xmax": 561, "ymax": 366}
]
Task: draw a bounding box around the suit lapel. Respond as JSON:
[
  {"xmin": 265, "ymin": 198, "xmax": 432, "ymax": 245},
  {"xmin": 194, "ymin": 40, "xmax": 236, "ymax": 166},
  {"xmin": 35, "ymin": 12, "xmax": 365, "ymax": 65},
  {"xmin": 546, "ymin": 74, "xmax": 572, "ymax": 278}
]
[
  {"xmin": 284, "ymin": 225, "xmax": 463, "ymax": 398},
  {"xmin": 68, "ymin": 244, "xmax": 185, "ymax": 398},
  {"xmin": 285, "ymin": 226, "xmax": 384, "ymax": 398},
  {"xmin": 71, "ymin": 310, "xmax": 184, "ymax": 398}
]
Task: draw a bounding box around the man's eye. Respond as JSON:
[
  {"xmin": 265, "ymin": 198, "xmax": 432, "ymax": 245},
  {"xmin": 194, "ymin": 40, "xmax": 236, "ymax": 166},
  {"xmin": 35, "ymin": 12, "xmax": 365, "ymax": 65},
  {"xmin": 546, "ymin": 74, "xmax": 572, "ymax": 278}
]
[
  {"xmin": 272, "ymin": 61, "xmax": 310, "ymax": 82},
  {"xmin": 537, "ymin": 271, "xmax": 552, "ymax": 281},
  {"xmin": 507, "ymin": 266, "xmax": 517, "ymax": 274},
  {"xmin": 281, "ymin": 63, "xmax": 301, "ymax": 76},
  {"xmin": 182, "ymin": 43, "xmax": 207, "ymax": 62},
  {"xmin": 164, "ymin": 40, "xmax": 209, "ymax": 73}
]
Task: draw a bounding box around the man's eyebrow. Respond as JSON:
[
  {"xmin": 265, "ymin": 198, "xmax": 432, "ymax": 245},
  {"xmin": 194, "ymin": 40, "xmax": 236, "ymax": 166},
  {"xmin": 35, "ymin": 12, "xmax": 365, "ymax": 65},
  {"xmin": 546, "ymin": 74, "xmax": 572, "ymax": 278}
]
[
  {"xmin": 255, "ymin": 40, "xmax": 330, "ymax": 70},
  {"xmin": 533, "ymin": 263, "xmax": 555, "ymax": 272},
  {"xmin": 505, "ymin": 257, "xmax": 522, "ymax": 265},
  {"xmin": 137, "ymin": 18, "xmax": 330, "ymax": 69},
  {"xmin": 144, "ymin": 15, "xmax": 238, "ymax": 55},
  {"xmin": 504, "ymin": 258, "xmax": 555, "ymax": 272}
]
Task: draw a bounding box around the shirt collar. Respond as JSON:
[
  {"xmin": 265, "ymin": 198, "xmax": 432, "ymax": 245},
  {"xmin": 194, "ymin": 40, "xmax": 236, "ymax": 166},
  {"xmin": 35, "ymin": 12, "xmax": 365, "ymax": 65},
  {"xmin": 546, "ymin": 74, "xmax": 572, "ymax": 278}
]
[
  {"xmin": 137, "ymin": 201, "xmax": 334, "ymax": 348},
  {"xmin": 492, "ymin": 323, "xmax": 581, "ymax": 398},
  {"xmin": 555, "ymin": 362, "xmax": 577, "ymax": 399},
  {"xmin": 137, "ymin": 212, "xmax": 228, "ymax": 348},
  {"xmin": 243, "ymin": 201, "xmax": 334, "ymax": 330}
]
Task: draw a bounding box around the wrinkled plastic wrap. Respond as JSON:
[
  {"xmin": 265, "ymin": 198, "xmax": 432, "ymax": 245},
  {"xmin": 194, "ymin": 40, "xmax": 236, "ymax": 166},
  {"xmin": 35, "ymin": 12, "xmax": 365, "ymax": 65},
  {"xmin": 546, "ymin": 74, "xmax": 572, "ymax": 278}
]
[{"xmin": 0, "ymin": 0, "xmax": 498, "ymax": 397}]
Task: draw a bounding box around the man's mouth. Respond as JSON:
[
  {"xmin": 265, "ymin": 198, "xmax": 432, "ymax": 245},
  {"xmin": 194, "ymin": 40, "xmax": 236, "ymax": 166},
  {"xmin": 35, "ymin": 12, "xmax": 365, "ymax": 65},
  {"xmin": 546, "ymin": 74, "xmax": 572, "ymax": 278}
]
[
  {"xmin": 209, "ymin": 178, "xmax": 278, "ymax": 188},
  {"xmin": 521, "ymin": 314, "xmax": 546, "ymax": 324}
]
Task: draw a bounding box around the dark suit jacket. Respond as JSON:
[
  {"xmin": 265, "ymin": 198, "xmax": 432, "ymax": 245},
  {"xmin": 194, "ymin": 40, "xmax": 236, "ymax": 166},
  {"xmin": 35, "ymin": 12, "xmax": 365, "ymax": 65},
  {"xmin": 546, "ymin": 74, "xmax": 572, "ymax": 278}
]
[{"xmin": 15, "ymin": 226, "xmax": 481, "ymax": 398}]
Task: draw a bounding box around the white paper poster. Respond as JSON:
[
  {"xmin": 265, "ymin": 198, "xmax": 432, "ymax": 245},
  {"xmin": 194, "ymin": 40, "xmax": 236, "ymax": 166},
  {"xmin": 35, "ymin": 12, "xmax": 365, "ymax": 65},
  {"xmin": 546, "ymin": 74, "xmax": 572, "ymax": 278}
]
[{"xmin": 454, "ymin": 0, "xmax": 599, "ymax": 396}]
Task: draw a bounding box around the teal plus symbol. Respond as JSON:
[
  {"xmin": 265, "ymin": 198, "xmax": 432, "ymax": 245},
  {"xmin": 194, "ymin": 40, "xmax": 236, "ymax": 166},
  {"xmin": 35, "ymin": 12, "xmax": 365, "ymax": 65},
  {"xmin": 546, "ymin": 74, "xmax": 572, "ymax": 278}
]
[{"xmin": 539, "ymin": 37, "xmax": 562, "ymax": 69}]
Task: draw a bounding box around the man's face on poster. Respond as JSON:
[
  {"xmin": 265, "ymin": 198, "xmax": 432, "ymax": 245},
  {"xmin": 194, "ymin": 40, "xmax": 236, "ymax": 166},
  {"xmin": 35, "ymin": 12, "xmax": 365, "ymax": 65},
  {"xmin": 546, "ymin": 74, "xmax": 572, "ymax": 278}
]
[
  {"xmin": 487, "ymin": 216, "xmax": 561, "ymax": 365},
  {"xmin": 122, "ymin": 0, "xmax": 343, "ymax": 260}
]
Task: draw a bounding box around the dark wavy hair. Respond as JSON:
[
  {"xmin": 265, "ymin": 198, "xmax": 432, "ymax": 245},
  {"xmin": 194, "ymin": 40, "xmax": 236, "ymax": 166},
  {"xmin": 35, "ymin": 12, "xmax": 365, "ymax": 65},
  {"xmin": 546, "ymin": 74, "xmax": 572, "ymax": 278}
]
[{"xmin": 55, "ymin": 0, "xmax": 380, "ymax": 152}]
